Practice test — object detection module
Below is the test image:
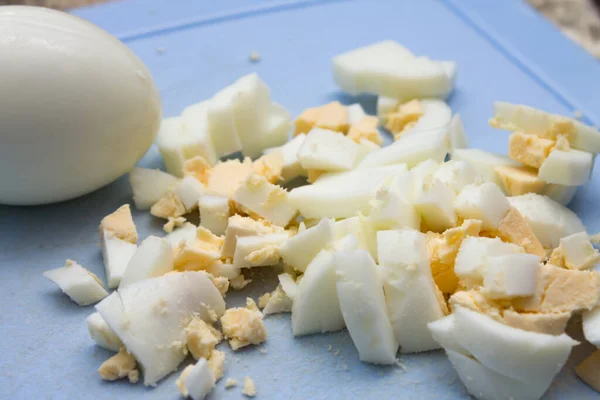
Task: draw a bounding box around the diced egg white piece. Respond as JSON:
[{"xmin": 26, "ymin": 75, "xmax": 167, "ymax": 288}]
[
  {"xmin": 377, "ymin": 96, "xmax": 400, "ymax": 121},
  {"xmin": 583, "ymin": 307, "xmax": 600, "ymax": 347},
  {"xmin": 445, "ymin": 348, "xmax": 545, "ymax": 400},
  {"xmin": 101, "ymin": 231, "xmax": 137, "ymax": 289},
  {"xmin": 452, "ymin": 306, "xmax": 578, "ymax": 387},
  {"xmin": 297, "ymin": 128, "xmax": 360, "ymax": 172},
  {"xmin": 538, "ymin": 148, "xmax": 593, "ymax": 186},
  {"xmin": 454, "ymin": 237, "xmax": 524, "ymax": 286},
  {"xmin": 448, "ymin": 114, "xmax": 468, "ymax": 152},
  {"xmin": 232, "ymin": 233, "xmax": 288, "ymax": 269},
  {"xmin": 427, "ymin": 314, "xmax": 468, "ymax": 355},
  {"xmin": 508, "ymin": 193, "xmax": 586, "ymax": 248},
  {"xmin": 261, "ymin": 102, "xmax": 292, "ymax": 150},
  {"xmin": 291, "ymin": 250, "xmax": 345, "ymax": 336},
  {"xmin": 198, "ymin": 195, "xmax": 230, "ymax": 236},
  {"xmin": 264, "ymin": 134, "xmax": 307, "ymax": 183},
  {"xmin": 414, "ymin": 180, "xmax": 457, "ymax": 232},
  {"xmin": 334, "ymin": 248, "xmax": 398, "ymax": 364},
  {"xmin": 43, "ymin": 260, "xmax": 108, "ymax": 306},
  {"xmin": 129, "ymin": 168, "xmax": 179, "ymax": 210},
  {"xmin": 356, "ymin": 139, "xmax": 380, "ymax": 162},
  {"xmin": 278, "ymin": 273, "xmax": 298, "ymax": 300},
  {"xmin": 96, "ymin": 271, "xmax": 225, "ymax": 386},
  {"xmin": 368, "ymin": 177, "xmax": 420, "ymax": 231},
  {"xmin": 378, "ymin": 230, "xmax": 446, "ymax": 353},
  {"xmin": 233, "ymin": 175, "xmax": 297, "ymax": 227},
  {"xmin": 119, "ymin": 236, "xmax": 174, "ymax": 288},
  {"xmin": 491, "ymin": 102, "xmax": 600, "ymax": 152},
  {"xmin": 157, "ymin": 115, "xmax": 217, "ymax": 177},
  {"xmin": 205, "ymin": 87, "xmax": 242, "ymax": 158},
  {"xmin": 332, "ymin": 216, "xmax": 378, "ymax": 260},
  {"xmin": 279, "ymin": 218, "xmax": 334, "ymax": 272},
  {"xmin": 164, "ymin": 222, "xmax": 198, "ymax": 247},
  {"xmin": 558, "ymin": 232, "xmax": 600, "ymax": 270},
  {"xmin": 181, "ymin": 358, "xmax": 216, "ymax": 400},
  {"xmin": 401, "ymin": 99, "xmax": 451, "ymax": 136},
  {"xmin": 231, "ymin": 73, "xmax": 272, "ymax": 159},
  {"xmin": 483, "ymin": 254, "xmax": 540, "ymax": 299},
  {"xmin": 407, "ymin": 159, "xmax": 440, "ymax": 201},
  {"xmin": 358, "ymin": 129, "xmax": 449, "ymax": 169},
  {"xmin": 542, "ymin": 183, "xmax": 578, "ymax": 206},
  {"xmin": 87, "ymin": 312, "xmax": 123, "ymax": 352},
  {"xmin": 452, "ymin": 148, "xmax": 521, "ymax": 191},
  {"xmin": 454, "ymin": 183, "xmax": 509, "ymax": 230},
  {"xmin": 332, "ymin": 40, "xmax": 454, "ymax": 101},
  {"xmin": 288, "ymin": 165, "xmax": 406, "ymax": 219},
  {"xmin": 433, "ymin": 160, "xmax": 479, "ymax": 194},
  {"xmin": 174, "ymin": 176, "xmax": 205, "ymax": 212},
  {"xmin": 346, "ymin": 103, "xmax": 367, "ymax": 124}
]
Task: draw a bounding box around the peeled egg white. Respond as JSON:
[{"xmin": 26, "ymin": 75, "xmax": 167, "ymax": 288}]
[{"xmin": 0, "ymin": 7, "xmax": 161, "ymax": 205}]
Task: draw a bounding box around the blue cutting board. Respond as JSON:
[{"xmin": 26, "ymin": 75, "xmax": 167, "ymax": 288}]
[{"xmin": 1, "ymin": 0, "xmax": 600, "ymax": 399}]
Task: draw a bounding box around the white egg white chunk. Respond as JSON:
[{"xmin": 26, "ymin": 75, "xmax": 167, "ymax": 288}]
[
  {"xmin": 407, "ymin": 159, "xmax": 441, "ymax": 201},
  {"xmin": 378, "ymin": 230, "xmax": 446, "ymax": 353},
  {"xmin": 454, "ymin": 182, "xmax": 509, "ymax": 230},
  {"xmin": 174, "ymin": 176, "xmax": 205, "ymax": 212},
  {"xmin": 119, "ymin": 236, "xmax": 174, "ymax": 288},
  {"xmin": 87, "ymin": 312, "xmax": 123, "ymax": 352},
  {"xmin": 261, "ymin": 102, "xmax": 292, "ymax": 150},
  {"xmin": 433, "ymin": 160, "xmax": 479, "ymax": 194},
  {"xmin": 333, "ymin": 216, "xmax": 377, "ymax": 259},
  {"xmin": 288, "ymin": 165, "xmax": 406, "ymax": 219},
  {"xmin": 557, "ymin": 232, "xmax": 600, "ymax": 270},
  {"xmin": 538, "ymin": 148, "xmax": 593, "ymax": 186},
  {"xmin": 368, "ymin": 175, "xmax": 421, "ymax": 231},
  {"xmin": 279, "ymin": 218, "xmax": 335, "ymax": 272},
  {"xmin": 264, "ymin": 133, "xmax": 307, "ymax": 183},
  {"xmin": 291, "ymin": 250, "xmax": 345, "ymax": 336},
  {"xmin": 491, "ymin": 102, "xmax": 600, "ymax": 153},
  {"xmin": 231, "ymin": 73, "xmax": 273, "ymax": 159},
  {"xmin": 334, "ymin": 248, "xmax": 398, "ymax": 364},
  {"xmin": 297, "ymin": 128, "xmax": 361, "ymax": 172},
  {"xmin": 414, "ymin": 180, "xmax": 457, "ymax": 232},
  {"xmin": 198, "ymin": 195, "xmax": 230, "ymax": 236},
  {"xmin": 164, "ymin": 222, "xmax": 198, "ymax": 247},
  {"xmin": 96, "ymin": 271, "xmax": 225, "ymax": 386},
  {"xmin": 401, "ymin": 99, "xmax": 452, "ymax": 136},
  {"xmin": 182, "ymin": 358, "xmax": 216, "ymax": 400},
  {"xmin": 332, "ymin": 40, "xmax": 455, "ymax": 101},
  {"xmin": 43, "ymin": 260, "xmax": 108, "ymax": 306},
  {"xmin": 452, "ymin": 307, "xmax": 578, "ymax": 387},
  {"xmin": 451, "ymin": 148, "xmax": 520, "ymax": 191},
  {"xmin": 346, "ymin": 103, "xmax": 367, "ymax": 124},
  {"xmin": 377, "ymin": 96, "xmax": 400, "ymax": 121},
  {"xmin": 129, "ymin": 168, "xmax": 179, "ymax": 210},
  {"xmin": 482, "ymin": 254, "xmax": 540, "ymax": 299},
  {"xmin": 102, "ymin": 231, "xmax": 137, "ymax": 289},
  {"xmin": 277, "ymin": 273, "xmax": 299, "ymax": 300},
  {"xmin": 205, "ymin": 87, "xmax": 242, "ymax": 158},
  {"xmin": 447, "ymin": 114, "xmax": 468, "ymax": 152},
  {"xmin": 508, "ymin": 193, "xmax": 586, "ymax": 248},
  {"xmin": 445, "ymin": 348, "xmax": 546, "ymax": 400},
  {"xmin": 454, "ymin": 237, "xmax": 525, "ymax": 287},
  {"xmin": 358, "ymin": 129, "xmax": 449, "ymax": 169},
  {"xmin": 583, "ymin": 307, "xmax": 600, "ymax": 347},
  {"xmin": 427, "ymin": 314, "xmax": 468, "ymax": 355},
  {"xmin": 232, "ymin": 233, "xmax": 288, "ymax": 269},
  {"xmin": 541, "ymin": 183, "xmax": 578, "ymax": 206}
]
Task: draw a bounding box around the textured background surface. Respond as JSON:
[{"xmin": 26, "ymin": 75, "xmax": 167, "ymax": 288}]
[{"xmin": 1, "ymin": 0, "xmax": 600, "ymax": 399}]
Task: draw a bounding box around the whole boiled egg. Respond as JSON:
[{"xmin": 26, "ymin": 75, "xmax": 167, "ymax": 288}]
[{"xmin": 0, "ymin": 6, "xmax": 161, "ymax": 205}]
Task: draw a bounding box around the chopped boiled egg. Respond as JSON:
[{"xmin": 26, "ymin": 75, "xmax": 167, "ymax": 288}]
[
  {"xmin": 508, "ymin": 132, "xmax": 555, "ymax": 169},
  {"xmin": 368, "ymin": 176, "xmax": 420, "ymax": 231},
  {"xmin": 233, "ymin": 174, "xmax": 297, "ymax": 227},
  {"xmin": 332, "ymin": 40, "xmax": 455, "ymax": 101},
  {"xmin": 100, "ymin": 204, "xmax": 137, "ymax": 244},
  {"xmin": 252, "ymin": 152, "xmax": 284, "ymax": 184},
  {"xmin": 243, "ymin": 376, "xmax": 257, "ymax": 397},
  {"xmin": 129, "ymin": 168, "xmax": 179, "ymax": 210},
  {"xmin": 278, "ymin": 217, "xmax": 335, "ymax": 272},
  {"xmin": 261, "ymin": 284, "xmax": 293, "ymax": 315},
  {"xmin": 96, "ymin": 271, "xmax": 225, "ymax": 386},
  {"xmin": 264, "ymin": 133, "xmax": 307, "ymax": 183},
  {"xmin": 482, "ymin": 253, "xmax": 540, "ymax": 299},
  {"xmin": 490, "ymin": 101, "xmax": 600, "ymax": 153},
  {"xmin": 432, "ymin": 160, "xmax": 480, "ymax": 194},
  {"xmin": 174, "ymin": 176, "xmax": 205, "ymax": 212},
  {"xmin": 87, "ymin": 312, "xmax": 124, "ymax": 352},
  {"xmin": 220, "ymin": 300, "xmax": 267, "ymax": 350},
  {"xmin": 291, "ymin": 250, "xmax": 345, "ymax": 336},
  {"xmin": 164, "ymin": 222, "xmax": 198, "ymax": 247},
  {"xmin": 221, "ymin": 215, "xmax": 284, "ymax": 258},
  {"xmin": 376, "ymin": 96, "xmax": 400, "ymax": 122},
  {"xmin": 389, "ymin": 99, "xmax": 452, "ymax": 141},
  {"xmin": 184, "ymin": 317, "xmax": 222, "ymax": 360},
  {"xmin": 232, "ymin": 233, "xmax": 288, "ymax": 269},
  {"xmin": 262, "ymin": 102, "xmax": 292, "ymax": 150},
  {"xmin": 385, "ymin": 99, "xmax": 423, "ymax": 135},
  {"xmin": 347, "ymin": 116, "xmax": 382, "ymax": 146},
  {"xmin": 378, "ymin": 229, "xmax": 447, "ymax": 353},
  {"xmin": 206, "ymin": 85, "xmax": 243, "ymax": 157},
  {"xmin": 334, "ymin": 246, "xmax": 398, "ymax": 364},
  {"xmin": 346, "ymin": 103, "xmax": 367, "ymax": 124},
  {"xmin": 454, "ymin": 182, "xmax": 510, "ymax": 230},
  {"xmin": 297, "ymin": 128, "xmax": 361, "ymax": 172},
  {"xmin": 101, "ymin": 231, "xmax": 137, "ymax": 288},
  {"xmin": 451, "ymin": 148, "xmax": 521, "ymax": 191},
  {"xmin": 414, "ymin": 179, "xmax": 457, "ymax": 232},
  {"xmin": 98, "ymin": 347, "xmax": 138, "ymax": 382},
  {"xmin": 538, "ymin": 148, "xmax": 593, "ymax": 186},
  {"xmin": 119, "ymin": 236, "xmax": 174, "ymax": 287},
  {"xmin": 151, "ymin": 192, "xmax": 187, "ymax": 219},
  {"xmin": 548, "ymin": 231, "xmax": 600, "ymax": 270},
  {"xmin": 508, "ymin": 193, "xmax": 586, "ymax": 248},
  {"xmin": 294, "ymin": 101, "xmax": 349, "ymax": 136},
  {"xmin": 447, "ymin": 114, "xmax": 469, "ymax": 153},
  {"xmin": 198, "ymin": 195, "xmax": 230, "ymax": 236},
  {"xmin": 494, "ymin": 206, "xmax": 546, "ymax": 258},
  {"xmin": 583, "ymin": 307, "xmax": 600, "ymax": 347},
  {"xmin": 176, "ymin": 358, "xmax": 215, "ymax": 400},
  {"xmin": 43, "ymin": 260, "xmax": 108, "ymax": 306}
]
